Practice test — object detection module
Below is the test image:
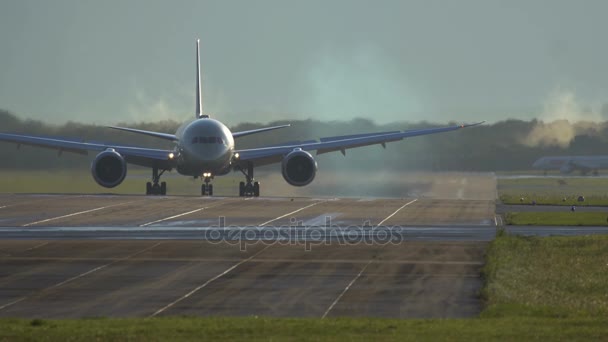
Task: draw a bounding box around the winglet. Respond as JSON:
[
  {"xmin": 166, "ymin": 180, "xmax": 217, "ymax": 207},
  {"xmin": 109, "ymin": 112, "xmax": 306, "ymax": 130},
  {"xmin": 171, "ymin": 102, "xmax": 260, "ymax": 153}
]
[{"xmin": 195, "ymin": 39, "xmax": 207, "ymax": 119}]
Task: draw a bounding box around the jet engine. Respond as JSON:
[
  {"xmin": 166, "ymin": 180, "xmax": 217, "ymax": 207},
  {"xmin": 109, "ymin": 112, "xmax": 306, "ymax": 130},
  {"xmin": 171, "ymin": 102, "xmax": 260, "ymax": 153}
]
[
  {"xmin": 91, "ymin": 149, "xmax": 127, "ymax": 188},
  {"xmin": 281, "ymin": 149, "xmax": 317, "ymax": 186}
]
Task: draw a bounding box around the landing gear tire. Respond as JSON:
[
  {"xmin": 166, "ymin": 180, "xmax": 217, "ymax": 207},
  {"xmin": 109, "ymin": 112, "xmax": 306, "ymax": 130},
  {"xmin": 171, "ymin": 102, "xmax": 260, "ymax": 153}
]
[
  {"xmin": 238, "ymin": 162, "xmax": 260, "ymax": 197},
  {"xmin": 152, "ymin": 183, "xmax": 161, "ymax": 195},
  {"xmin": 201, "ymin": 175, "xmax": 214, "ymax": 196},
  {"xmin": 146, "ymin": 167, "xmax": 168, "ymax": 196},
  {"xmin": 201, "ymin": 183, "xmax": 213, "ymax": 196}
]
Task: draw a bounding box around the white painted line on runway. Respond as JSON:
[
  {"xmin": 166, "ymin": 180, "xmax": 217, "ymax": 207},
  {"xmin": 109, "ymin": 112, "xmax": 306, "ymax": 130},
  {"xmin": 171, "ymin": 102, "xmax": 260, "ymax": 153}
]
[
  {"xmin": 0, "ymin": 242, "xmax": 162, "ymax": 312},
  {"xmin": 0, "ymin": 297, "xmax": 26, "ymax": 311},
  {"xmin": 376, "ymin": 199, "xmax": 418, "ymax": 226},
  {"xmin": 258, "ymin": 200, "xmax": 328, "ymax": 226},
  {"xmin": 0, "ymin": 206, "xmax": 6, "ymax": 210},
  {"xmin": 22, "ymin": 201, "xmax": 136, "ymax": 227},
  {"xmin": 140, "ymin": 208, "xmax": 207, "ymax": 227},
  {"xmin": 150, "ymin": 244, "xmax": 272, "ymax": 317},
  {"xmin": 322, "ymin": 259, "xmax": 372, "ymax": 318},
  {"xmin": 139, "ymin": 199, "xmax": 235, "ymax": 227},
  {"xmin": 49, "ymin": 241, "xmax": 162, "ymax": 288},
  {"xmin": 25, "ymin": 242, "xmax": 49, "ymax": 251}
]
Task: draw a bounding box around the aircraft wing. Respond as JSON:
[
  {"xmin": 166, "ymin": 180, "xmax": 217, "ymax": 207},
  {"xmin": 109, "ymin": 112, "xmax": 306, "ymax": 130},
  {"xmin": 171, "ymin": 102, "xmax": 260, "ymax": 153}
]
[
  {"xmin": 0, "ymin": 133, "xmax": 177, "ymax": 169},
  {"xmin": 232, "ymin": 124, "xmax": 291, "ymax": 138},
  {"xmin": 235, "ymin": 122, "xmax": 484, "ymax": 167},
  {"xmin": 107, "ymin": 126, "xmax": 178, "ymax": 141}
]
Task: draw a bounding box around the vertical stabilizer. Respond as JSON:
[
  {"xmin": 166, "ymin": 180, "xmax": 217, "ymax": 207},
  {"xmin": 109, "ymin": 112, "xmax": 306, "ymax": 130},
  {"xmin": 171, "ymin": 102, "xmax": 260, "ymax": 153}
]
[{"xmin": 195, "ymin": 39, "xmax": 207, "ymax": 118}]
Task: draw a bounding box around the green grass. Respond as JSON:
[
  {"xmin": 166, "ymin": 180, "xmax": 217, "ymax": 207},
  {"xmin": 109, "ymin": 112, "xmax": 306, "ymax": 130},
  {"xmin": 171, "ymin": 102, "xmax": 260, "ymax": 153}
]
[
  {"xmin": 500, "ymin": 194, "xmax": 608, "ymax": 206},
  {"xmin": 0, "ymin": 316, "xmax": 607, "ymax": 341},
  {"xmin": 504, "ymin": 212, "xmax": 608, "ymax": 226},
  {"xmin": 482, "ymin": 235, "xmax": 608, "ymax": 318},
  {"xmin": 1, "ymin": 235, "xmax": 608, "ymax": 340},
  {"xmin": 498, "ymin": 177, "xmax": 608, "ymax": 206}
]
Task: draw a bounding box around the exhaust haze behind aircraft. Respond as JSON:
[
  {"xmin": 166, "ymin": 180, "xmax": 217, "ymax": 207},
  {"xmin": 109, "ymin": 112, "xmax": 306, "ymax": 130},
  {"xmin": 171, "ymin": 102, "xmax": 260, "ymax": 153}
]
[{"xmin": 0, "ymin": 40, "xmax": 483, "ymax": 196}]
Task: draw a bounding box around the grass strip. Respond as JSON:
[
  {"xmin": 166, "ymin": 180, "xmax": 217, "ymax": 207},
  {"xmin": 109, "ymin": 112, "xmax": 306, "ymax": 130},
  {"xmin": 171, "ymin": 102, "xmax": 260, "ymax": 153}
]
[{"xmin": 504, "ymin": 211, "xmax": 608, "ymax": 226}]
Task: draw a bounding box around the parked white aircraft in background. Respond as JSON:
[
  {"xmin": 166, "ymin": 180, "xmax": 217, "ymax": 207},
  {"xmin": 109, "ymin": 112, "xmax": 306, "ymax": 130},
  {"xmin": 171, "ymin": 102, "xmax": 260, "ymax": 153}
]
[
  {"xmin": 0, "ymin": 40, "xmax": 482, "ymax": 197},
  {"xmin": 532, "ymin": 156, "xmax": 608, "ymax": 175}
]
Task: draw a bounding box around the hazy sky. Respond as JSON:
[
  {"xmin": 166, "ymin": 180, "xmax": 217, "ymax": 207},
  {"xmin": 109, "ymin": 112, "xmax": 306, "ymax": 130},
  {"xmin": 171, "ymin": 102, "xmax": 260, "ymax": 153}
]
[{"xmin": 1, "ymin": 0, "xmax": 608, "ymax": 125}]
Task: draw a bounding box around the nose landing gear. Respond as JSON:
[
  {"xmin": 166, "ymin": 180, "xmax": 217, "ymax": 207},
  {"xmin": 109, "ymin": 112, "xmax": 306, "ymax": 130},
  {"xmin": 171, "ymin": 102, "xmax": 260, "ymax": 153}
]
[{"xmin": 201, "ymin": 173, "xmax": 214, "ymax": 196}]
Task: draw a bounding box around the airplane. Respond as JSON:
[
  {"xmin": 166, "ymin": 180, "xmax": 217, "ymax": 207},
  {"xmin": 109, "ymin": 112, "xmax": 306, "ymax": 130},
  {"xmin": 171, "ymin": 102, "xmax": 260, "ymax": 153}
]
[
  {"xmin": 532, "ymin": 156, "xmax": 608, "ymax": 176},
  {"xmin": 0, "ymin": 40, "xmax": 483, "ymax": 197}
]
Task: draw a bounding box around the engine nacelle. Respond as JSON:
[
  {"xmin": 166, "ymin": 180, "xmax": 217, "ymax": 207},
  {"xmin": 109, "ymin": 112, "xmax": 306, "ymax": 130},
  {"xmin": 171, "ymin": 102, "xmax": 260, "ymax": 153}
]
[
  {"xmin": 281, "ymin": 149, "xmax": 317, "ymax": 186},
  {"xmin": 91, "ymin": 149, "xmax": 127, "ymax": 188}
]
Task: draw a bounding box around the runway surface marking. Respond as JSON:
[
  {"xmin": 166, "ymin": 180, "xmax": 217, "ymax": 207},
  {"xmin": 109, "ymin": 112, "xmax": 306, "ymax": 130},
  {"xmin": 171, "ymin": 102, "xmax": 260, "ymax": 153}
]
[
  {"xmin": 0, "ymin": 206, "xmax": 6, "ymax": 210},
  {"xmin": 24, "ymin": 242, "xmax": 49, "ymax": 251},
  {"xmin": 494, "ymin": 215, "xmax": 504, "ymax": 227},
  {"xmin": 150, "ymin": 244, "xmax": 272, "ymax": 317},
  {"xmin": 0, "ymin": 242, "xmax": 162, "ymax": 312},
  {"xmin": 0, "ymin": 256, "xmax": 484, "ymax": 265},
  {"xmin": 322, "ymin": 259, "xmax": 373, "ymax": 318},
  {"xmin": 139, "ymin": 199, "xmax": 238, "ymax": 227},
  {"xmin": 0, "ymin": 298, "xmax": 26, "ymax": 311},
  {"xmin": 258, "ymin": 200, "xmax": 328, "ymax": 226},
  {"xmin": 376, "ymin": 199, "xmax": 418, "ymax": 226},
  {"xmin": 22, "ymin": 201, "xmax": 137, "ymax": 227}
]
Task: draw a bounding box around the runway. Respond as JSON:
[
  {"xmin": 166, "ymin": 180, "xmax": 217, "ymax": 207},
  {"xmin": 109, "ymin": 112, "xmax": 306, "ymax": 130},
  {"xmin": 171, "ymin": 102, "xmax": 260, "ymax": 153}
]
[
  {"xmin": 0, "ymin": 225, "xmax": 496, "ymax": 241},
  {"xmin": 0, "ymin": 194, "xmax": 494, "ymax": 228},
  {"xmin": 0, "ymin": 192, "xmax": 492, "ymax": 319},
  {"xmin": 0, "ymin": 187, "xmax": 605, "ymax": 319},
  {"xmin": 0, "ymin": 239, "xmax": 484, "ymax": 319}
]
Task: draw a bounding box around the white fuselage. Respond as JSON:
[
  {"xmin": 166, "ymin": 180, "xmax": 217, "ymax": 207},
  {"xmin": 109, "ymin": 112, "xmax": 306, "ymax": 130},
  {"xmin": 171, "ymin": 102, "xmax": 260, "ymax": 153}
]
[{"xmin": 175, "ymin": 118, "xmax": 235, "ymax": 176}]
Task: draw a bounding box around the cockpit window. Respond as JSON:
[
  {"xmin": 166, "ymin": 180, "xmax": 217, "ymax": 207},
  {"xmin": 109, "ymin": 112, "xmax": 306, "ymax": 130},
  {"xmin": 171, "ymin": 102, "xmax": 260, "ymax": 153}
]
[{"xmin": 191, "ymin": 136, "xmax": 225, "ymax": 145}]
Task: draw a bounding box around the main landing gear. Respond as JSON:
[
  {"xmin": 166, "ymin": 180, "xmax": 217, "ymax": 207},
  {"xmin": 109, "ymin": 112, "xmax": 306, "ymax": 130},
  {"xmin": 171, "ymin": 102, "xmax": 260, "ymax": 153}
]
[
  {"xmin": 238, "ymin": 162, "xmax": 260, "ymax": 197},
  {"xmin": 201, "ymin": 173, "xmax": 213, "ymax": 196},
  {"xmin": 146, "ymin": 167, "xmax": 167, "ymax": 196}
]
